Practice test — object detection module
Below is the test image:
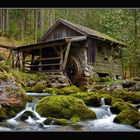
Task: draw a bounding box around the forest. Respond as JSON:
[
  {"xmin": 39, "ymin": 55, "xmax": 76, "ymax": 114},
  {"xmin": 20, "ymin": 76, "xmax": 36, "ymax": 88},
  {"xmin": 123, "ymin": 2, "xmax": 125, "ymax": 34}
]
[{"xmin": 0, "ymin": 8, "xmax": 140, "ymax": 78}]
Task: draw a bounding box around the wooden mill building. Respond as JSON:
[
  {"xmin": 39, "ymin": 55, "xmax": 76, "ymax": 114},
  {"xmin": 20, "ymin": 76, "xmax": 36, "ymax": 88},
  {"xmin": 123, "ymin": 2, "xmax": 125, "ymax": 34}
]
[{"xmin": 10, "ymin": 18, "xmax": 127, "ymax": 85}]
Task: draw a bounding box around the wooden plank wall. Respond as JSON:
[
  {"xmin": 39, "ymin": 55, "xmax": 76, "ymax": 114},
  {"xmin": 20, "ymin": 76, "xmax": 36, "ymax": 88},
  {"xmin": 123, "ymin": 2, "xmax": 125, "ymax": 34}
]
[{"xmin": 95, "ymin": 40, "xmax": 122, "ymax": 77}]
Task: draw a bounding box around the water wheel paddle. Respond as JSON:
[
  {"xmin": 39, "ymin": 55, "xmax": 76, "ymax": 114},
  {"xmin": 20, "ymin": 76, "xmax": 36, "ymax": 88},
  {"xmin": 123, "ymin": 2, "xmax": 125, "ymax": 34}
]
[{"xmin": 65, "ymin": 56, "xmax": 82, "ymax": 84}]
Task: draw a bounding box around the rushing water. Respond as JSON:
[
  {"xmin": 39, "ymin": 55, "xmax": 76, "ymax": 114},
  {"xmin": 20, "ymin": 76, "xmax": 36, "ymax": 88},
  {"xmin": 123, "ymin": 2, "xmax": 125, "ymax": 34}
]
[{"xmin": 0, "ymin": 94, "xmax": 140, "ymax": 131}]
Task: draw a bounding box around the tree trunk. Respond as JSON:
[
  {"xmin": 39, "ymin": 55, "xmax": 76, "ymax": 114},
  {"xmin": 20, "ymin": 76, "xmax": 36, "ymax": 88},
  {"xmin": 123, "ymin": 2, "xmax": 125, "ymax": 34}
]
[
  {"xmin": 34, "ymin": 9, "xmax": 38, "ymax": 43},
  {"xmin": 39, "ymin": 9, "xmax": 44, "ymax": 37}
]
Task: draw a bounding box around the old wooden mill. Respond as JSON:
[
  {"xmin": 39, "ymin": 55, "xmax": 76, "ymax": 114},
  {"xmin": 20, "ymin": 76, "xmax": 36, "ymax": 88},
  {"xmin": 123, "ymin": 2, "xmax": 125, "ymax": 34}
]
[{"xmin": 0, "ymin": 19, "xmax": 127, "ymax": 85}]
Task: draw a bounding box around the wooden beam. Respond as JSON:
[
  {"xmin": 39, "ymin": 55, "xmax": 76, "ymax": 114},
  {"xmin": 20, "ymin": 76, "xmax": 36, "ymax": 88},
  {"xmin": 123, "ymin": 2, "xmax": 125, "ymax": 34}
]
[
  {"xmin": 24, "ymin": 63, "xmax": 61, "ymax": 67},
  {"xmin": 63, "ymin": 42, "xmax": 71, "ymax": 70},
  {"xmin": 24, "ymin": 57, "xmax": 61, "ymax": 63},
  {"xmin": 39, "ymin": 48, "xmax": 42, "ymax": 71},
  {"xmin": 8, "ymin": 49, "xmax": 12, "ymax": 59},
  {"xmin": 11, "ymin": 50, "xmax": 15, "ymax": 68},
  {"xmin": 17, "ymin": 42, "xmax": 67, "ymax": 52},
  {"xmin": 65, "ymin": 36, "xmax": 87, "ymax": 42},
  {"xmin": 60, "ymin": 46, "xmax": 63, "ymax": 70},
  {"xmin": 52, "ymin": 46, "xmax": 60, "ymax": 56}
]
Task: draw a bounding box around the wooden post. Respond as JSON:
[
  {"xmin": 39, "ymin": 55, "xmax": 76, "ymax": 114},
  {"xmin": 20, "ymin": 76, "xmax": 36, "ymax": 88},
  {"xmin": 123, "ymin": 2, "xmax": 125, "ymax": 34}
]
[
  {"xmin": 39, "ymin": 48, "xmax": 42, "ymax": 71},
  {"xmin": 8, "ymin": 49, "xmax": 12, "ymax": 59},
  {"xmin": 63, "ymin": 42, "xmax": 71, "ymax": 70},
  {"xmin": 22, "ymin": 52, "xmax": 25, "ymax": 70},
  {"xmin": 60, "ymin": 46, "xmax": 63, "ymax": 71},
  {"xmin": 11, "ymin": 50, "xmax": 15, "ymax": 68}
]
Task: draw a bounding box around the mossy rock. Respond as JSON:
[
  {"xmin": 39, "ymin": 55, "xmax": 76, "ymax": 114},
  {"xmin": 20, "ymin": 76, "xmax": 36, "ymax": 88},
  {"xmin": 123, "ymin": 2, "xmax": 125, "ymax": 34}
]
[
  {"xmin": 109, "ymin": 90, "xmax": 140, "ymax": 104},
  {"xmin": 113, "ymin": 109, "xmax": 140, "ymax": 126},
  {"xmin": 110, "ymin": 102, "xmax": 137, "ymax": 114},
  {"xmin": 3, "ymin": 104, "xmax": 25, "ymax": 119},
  {"xmin": 31, "ymin": 81, "xmax": 47, "ymax": 93},
  {"xmin": 43, "ymin": 87, "xmax": 63, "ymax": 95},
  {"xmin": 24, "ymin": 87, "xmax": 33, "ymax": 92},
  {"xmin": 0, "ymin": 108, "xmax": 7, "ymax": 121},
  {"xmin": 59, "ymin": 86, "xmax": 81, "ymax": 95},
  {"xmin": 84, "ymin": 96, "xmax": 101, "ymax": 107},
  {"xmin": 36, "ymin": 96, "xmax": 96, "ymax": 121},
  {"xmin": 43, "ymin": 117, "xmax": 69, "ymax": 125},
  {"xmin": 111, "ymin": 98, "xmax": 125, "ymax": 105},
  {"xmin": 19, "ymin": 111, "xmax": 35, "ymax": 121}
]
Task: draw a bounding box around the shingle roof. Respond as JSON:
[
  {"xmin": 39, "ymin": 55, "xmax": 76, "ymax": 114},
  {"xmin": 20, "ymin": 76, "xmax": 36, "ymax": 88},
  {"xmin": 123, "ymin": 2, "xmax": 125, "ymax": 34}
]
[{"xmin": 40, "ymin": 18, "xmax": 127, "ymax": 46}]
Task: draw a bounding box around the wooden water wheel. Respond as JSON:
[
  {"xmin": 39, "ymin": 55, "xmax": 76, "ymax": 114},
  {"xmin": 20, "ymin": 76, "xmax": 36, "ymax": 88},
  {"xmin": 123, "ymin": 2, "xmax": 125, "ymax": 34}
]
[{"xmin": 65, "ymin": 55, "xmax": 82, "ymax": 84}]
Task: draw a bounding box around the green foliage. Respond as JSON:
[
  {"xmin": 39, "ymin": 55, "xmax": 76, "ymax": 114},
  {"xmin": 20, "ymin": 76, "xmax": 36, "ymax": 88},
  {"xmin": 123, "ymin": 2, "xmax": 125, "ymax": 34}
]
[
  {"xmin": 11, "ymin": 69, "xmax": 47, "ymax": 86},
  {"xmin": 36, "ymin": 95, "xmax": 96, "ymax": 121}
]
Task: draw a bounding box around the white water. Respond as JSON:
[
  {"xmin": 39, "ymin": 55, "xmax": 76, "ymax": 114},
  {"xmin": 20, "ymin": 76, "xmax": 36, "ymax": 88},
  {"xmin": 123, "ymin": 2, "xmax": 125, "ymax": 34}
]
[
  {"xmin": 6, "ymin": 99, "xmax": 46, "ymax": 130},
  {"xmin": 78, "ymin": 105, "xmax": 140, "ymax": 131}
]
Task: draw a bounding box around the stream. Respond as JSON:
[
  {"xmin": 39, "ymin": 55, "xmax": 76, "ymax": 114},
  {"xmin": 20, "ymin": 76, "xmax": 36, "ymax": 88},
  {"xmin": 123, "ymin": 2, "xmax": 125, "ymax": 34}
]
[{"xmin": 0, "ymin": 93, "xmax": 140, "ymax": 132}]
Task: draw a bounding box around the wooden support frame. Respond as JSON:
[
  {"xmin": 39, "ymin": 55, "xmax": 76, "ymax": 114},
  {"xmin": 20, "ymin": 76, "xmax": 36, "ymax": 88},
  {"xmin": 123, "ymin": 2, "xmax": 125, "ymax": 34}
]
[
  {"xmin": 63, "ymin": 42, "xmax": 71, "ymax": 70},
  {"xmin": 60, "ymin": 46, "xmax": 63, "ymax": 71},
  {"xmin": 39, "ymin": 48, "xmax": 42, "ymax": 71}
]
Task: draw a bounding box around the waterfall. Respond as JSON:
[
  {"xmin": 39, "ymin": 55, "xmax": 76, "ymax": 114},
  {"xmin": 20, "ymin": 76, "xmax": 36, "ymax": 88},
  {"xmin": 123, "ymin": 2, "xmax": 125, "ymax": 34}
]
[
  {"xmin": 6, "ymin": 99, "xmax": 46, "ymax": 128},
  {"xmin": 90, "ymin": 106, "xmax": 112, "ymax": 119},
  {"xmin": 101, "ymin": 98, "xmax": 105, "ymax": 105}
]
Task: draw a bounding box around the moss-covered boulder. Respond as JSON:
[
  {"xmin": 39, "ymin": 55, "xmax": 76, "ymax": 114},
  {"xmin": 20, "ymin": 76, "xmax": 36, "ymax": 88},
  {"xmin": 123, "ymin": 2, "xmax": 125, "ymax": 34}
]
[
  {"xmin": 0, "ymin": 108, "xmax": 7, "ymax": 121},
  {"xmin": 19, "ymin": 111, "xmax": 35, "ymax": 121},
  {"xmin": 110, "ymin": 102, "xmax": 137, "ymax": 114},
  {"xmin": 59, "ymin": 86, "xmax": 81, "ymax": 95},
  {"xmin": 44, "ymin": 86, "xmax": 81, "ymax": 95},
  {"xmin": 71, "ymin": 92, "xmax": 102, "ymax": 107},
  {"xmin": 36, "ymin": 96, "xmax": 96, "ymax": 121},
  {"xmin": 113, "ymin": 110, "xmax": 140, "ymax": 127},
  {"xmin": 31, "ymin": 80, "xmax": 47, "ymax": 93},
  {"xmin": 109, "ymin": 90, "xmax": 140, "ymax": 104},
  {"xmin": 43, "ymin": 117, "xmax": 69, "ymax": 125},
  {"xmin": 43, "ymin": 87, "xmax": 63, "ymax": 95}
]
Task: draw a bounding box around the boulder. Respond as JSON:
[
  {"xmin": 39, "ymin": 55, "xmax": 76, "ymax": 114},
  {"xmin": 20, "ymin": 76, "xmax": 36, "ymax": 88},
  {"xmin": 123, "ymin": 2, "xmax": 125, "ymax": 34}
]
[
  {"xmin": 113, "ymin": 110, "xmax": 140, "ymax": 127},
  {"xmin": 122, "ymin": 80, "xmax": 136, "ymax": 88},
  {"xmin": 110, "ymin": 101, "xmax": 137, "ymax": 114},
  {"xmin": 36, "ymin": 96, "xmax": 96, "ymax": 121}
]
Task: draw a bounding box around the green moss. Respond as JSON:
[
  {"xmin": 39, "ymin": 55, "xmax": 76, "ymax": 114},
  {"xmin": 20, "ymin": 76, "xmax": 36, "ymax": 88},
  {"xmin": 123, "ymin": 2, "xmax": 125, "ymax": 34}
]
[
  {"xmin": 54, "ymin": 118, "xmax": 69, "ymax": 125},
  {"xmin": 43, "ymin": 86, "xmax": 81, "ymax": 95},
  {"xmin": 110, "ymin": 102, "xmax": 137, "ymax": 114},
  {"xmin": 113, "ymin": 110, "xmax": 140, "ymax": 126},
  {"xmin": 31, "ymin": 81, "xmax": 47, "ymax": 93},
  {"xmin": 70, "ymin": 116, "xmax": 80, "ymax": 123},
  {"xmin": 111, "ymin": 98, "xmax": 125, "ymax": 105},
  {"xmin": 43, "ymin": 87, "xmax": 63, "ymax": 95},
  {"xmin": 0, "ymin": 108, "xmax": 7, "ymax": 121},
  {"xmin": 71, "ymin": 92, "xmax": 102, "ymax": 107},
  {"xmin": 11, "ymin": 69, "xmax": 47, "ymax": 87},
  {"xmin": 59, "ymin": 86, "xmax": 81, "ymax": 95},
  {"xmin": 24, "ymin": 87, "xmax": 33, "ymax": 92},
  {"xmin": 109, "ymin": 90, "xmax": 140, "ymax": 104},
  {"xmin": 0, "ymin": 73, "xmax": 7, "ymax": 80},
  {"xmin": 36, "ymin": 96, "xmax": 96, "ymax": 121},
  {"xmin": 43, "ymin": 117, "xmax": 69, "ymax": 125}
]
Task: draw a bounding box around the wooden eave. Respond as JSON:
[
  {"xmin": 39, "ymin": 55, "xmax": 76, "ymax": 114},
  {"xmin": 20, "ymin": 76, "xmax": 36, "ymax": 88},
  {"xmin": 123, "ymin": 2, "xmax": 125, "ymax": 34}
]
[
  {"xmin": 39, "ymin": 18, "xmax": 128, "ymax": 47},
  {"xmin": 14, "ymin": 36, "xmax": 87, "ymax": 52}
]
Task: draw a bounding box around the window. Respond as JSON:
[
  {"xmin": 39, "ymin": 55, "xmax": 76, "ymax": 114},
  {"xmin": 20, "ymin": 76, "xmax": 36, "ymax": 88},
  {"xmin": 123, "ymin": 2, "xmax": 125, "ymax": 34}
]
[
  {"xmin": 54, "ymin": 32, "xmax": 62, "ymax": 39},
  {"xmin": 104, "ymin": 57, "xmax": 108, "ymax": 61},
  {"xmin": 87, "ymin": 39, "xmax": 95, "ymax": 65}
]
